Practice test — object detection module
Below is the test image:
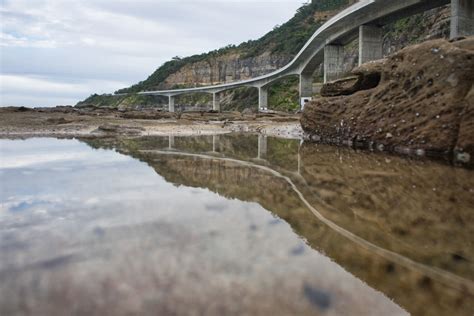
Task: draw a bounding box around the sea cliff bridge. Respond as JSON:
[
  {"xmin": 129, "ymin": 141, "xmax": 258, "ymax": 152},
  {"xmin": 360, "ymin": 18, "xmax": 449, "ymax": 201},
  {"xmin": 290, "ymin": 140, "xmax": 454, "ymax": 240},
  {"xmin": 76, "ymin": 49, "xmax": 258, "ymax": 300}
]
[{"xmin": 135, "ymin": 0, "xmax": 473, "ymax": 112}]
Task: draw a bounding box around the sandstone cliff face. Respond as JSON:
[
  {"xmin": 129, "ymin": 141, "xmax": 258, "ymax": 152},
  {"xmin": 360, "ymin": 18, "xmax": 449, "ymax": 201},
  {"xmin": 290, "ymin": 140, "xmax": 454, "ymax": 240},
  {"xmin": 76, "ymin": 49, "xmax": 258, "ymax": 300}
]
[
  {"xmin": 301, "ymin": 37, "xmax": 474, "ymax": 166},
  {"xmin": 161, "ymin": 52, "xmax": 291, "ymax": 89}
]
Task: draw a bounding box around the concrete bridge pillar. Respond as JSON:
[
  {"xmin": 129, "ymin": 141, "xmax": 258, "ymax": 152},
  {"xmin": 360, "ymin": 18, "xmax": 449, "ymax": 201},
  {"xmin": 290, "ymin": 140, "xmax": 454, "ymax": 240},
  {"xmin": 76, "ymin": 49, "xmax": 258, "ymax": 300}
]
[
  {"xmin": 168, "ymin": 96, "xmax": 175, "ymax": 113},
  {"xmin": 258, "ymin": 87, "xmax": 268, "ymax": 111},
  {"xmin": 324, "ymin": 45, "xmax": 344, "ymax": 83},
  {"xmin": 257, "ymin": 134, "xmax": 267, "ymax": 159},
  {"xmin": 299, "ymin": 74, "xmax": 313, "ymax": 110},
  {"xmin": 297, "ymin": 140, "xmax": 303, "ymax": 175},
  {"xmin": 212, "ymin": 92, "xmax": 221, "ymax": 112},
  {"xmin": 359, "ymin": 25, "xmax": 383, "ymax": 66},
  {"xmin": 451, "ymin": 0, "xmax": 474, "ymax": 38},
  {"xmin": 212, "ymin": 135, "xmax": 219, "ymax": 153}
]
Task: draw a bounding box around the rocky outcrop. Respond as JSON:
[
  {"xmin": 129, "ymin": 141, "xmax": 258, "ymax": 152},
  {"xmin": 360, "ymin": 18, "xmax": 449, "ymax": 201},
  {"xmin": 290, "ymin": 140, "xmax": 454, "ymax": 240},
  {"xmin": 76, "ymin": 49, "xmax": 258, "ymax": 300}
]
[{"xmin": 301, "ymin": 37, "xmax": 474, "ymax": 166}]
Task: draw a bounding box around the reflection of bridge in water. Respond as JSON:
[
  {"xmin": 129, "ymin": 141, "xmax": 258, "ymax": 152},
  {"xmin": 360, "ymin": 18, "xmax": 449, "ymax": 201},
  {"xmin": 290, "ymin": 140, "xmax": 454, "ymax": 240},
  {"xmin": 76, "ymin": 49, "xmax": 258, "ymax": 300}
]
[
  {"xmin": 80, "ymin": 134, "xmax": 474, "ymax": 315},
  {"xmin": 166, "ymin": 134, "xmax": 303, "ymax": 176},
  {"xmin": 137, "ymin": 136, "xmax": 474, "ymax": 300}
]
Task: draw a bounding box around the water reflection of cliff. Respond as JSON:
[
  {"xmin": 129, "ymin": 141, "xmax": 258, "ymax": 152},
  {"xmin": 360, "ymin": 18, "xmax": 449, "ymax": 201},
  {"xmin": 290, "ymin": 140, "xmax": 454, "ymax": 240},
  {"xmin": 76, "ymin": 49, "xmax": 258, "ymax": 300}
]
[{"xmin": 83, "ymin": 134, "xmax": 474, "ymax": 316}]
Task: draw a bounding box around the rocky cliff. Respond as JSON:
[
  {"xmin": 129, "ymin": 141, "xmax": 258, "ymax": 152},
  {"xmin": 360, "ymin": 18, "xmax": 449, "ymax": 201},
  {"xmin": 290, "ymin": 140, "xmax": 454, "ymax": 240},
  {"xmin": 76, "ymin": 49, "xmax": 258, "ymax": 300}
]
[{"xmin": 162, "ymin": 52, "xmax": 291, "ymax": 89}]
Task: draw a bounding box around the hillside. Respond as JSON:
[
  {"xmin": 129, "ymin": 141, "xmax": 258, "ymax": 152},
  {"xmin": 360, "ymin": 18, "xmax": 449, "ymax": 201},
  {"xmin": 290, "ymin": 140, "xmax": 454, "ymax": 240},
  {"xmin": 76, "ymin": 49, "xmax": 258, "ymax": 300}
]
[{"xmin": 78, "ymin": 0, "xmax": 450, "ymax": 111}]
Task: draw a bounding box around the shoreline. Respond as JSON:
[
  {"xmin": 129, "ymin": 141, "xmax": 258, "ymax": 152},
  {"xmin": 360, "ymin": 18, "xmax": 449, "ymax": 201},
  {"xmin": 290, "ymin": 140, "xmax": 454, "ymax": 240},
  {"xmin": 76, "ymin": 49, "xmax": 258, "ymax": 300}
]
[
  {"xmin": 0, "ymin": 107, "xmax": 303, "ymax": 140},
  {"xmin": 2, "ymin": 106, "xmax": 472, "ymax": 169}
]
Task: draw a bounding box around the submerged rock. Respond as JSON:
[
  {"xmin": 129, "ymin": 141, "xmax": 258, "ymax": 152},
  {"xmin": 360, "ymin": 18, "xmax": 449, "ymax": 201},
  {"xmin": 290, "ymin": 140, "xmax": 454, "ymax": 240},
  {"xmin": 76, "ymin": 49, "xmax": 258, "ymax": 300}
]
[
  {"xmin": 95, "ymin": 124, "xmax": 146, "ymax": 136},
  {"xmin": 302, "ymin": 37, "xmax": 474, "ymax": 166}
]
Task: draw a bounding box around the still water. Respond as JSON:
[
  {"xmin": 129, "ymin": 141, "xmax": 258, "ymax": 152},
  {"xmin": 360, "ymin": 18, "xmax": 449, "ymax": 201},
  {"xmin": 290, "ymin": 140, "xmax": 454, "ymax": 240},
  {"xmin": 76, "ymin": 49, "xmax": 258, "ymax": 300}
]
[{"xmin": 0, "ymin": 135, "xmax": 472, "ymax": 315}]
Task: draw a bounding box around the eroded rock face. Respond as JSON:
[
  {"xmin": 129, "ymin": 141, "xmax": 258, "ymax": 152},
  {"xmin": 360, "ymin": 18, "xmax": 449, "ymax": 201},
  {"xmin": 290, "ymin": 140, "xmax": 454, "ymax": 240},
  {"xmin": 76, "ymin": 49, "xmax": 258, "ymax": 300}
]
[
  {"xmin": 161, "ymin": 52, "xmax": 292, "ymax": 89},
  {"xmin": 301, "ymin": 37, "xmax": 474, "ymax": 166},
  {"xmin": 320, "ymin": 76, "xmax": 360, "ymax": 97}
]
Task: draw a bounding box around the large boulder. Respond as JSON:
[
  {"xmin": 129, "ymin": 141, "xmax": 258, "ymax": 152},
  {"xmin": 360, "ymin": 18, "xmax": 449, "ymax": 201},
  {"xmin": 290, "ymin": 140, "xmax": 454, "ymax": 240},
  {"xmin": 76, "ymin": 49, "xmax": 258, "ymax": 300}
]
[{"xmin": 301, "ymin": 37, "xmax": 474, "ymax": 166}]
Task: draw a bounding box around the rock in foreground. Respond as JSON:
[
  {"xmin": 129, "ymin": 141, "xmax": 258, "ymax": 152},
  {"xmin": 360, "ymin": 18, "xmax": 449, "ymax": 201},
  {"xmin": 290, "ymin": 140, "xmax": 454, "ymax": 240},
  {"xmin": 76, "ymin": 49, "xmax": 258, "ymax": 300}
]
[{"xmin": 301, "ymin": 37, "xmax": 474, "ymax": 166}]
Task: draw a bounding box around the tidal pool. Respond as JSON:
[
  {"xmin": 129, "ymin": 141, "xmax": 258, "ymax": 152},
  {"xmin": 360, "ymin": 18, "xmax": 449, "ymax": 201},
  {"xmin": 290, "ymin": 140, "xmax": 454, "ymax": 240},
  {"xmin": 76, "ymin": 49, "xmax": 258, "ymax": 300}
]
[{"xmin": 0, "ymin": 135, "xmax": 472, "ymax": 315}]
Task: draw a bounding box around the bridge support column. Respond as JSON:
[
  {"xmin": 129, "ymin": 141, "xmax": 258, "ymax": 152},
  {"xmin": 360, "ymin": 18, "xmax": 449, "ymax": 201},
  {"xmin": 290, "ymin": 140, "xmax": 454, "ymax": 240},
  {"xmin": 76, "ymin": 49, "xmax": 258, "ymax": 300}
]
[
  {"xmin": 168, "ymin": 96, "xmax": 175, "ymax": 113},
  {"xmin": 297, "ymin": 150, "xmax": 302, "ymax": 175},
  {"xmin": 258, "ymin": 87, "xmax": 268, "ymax": 111},
  {"xmin": 324, "ymin": 45, "xmax": 344, "ymax": 83},
  {"xmin": 299, "ymin": 73, "xmax": 313, "ymax": 110},
  {"xmin": 359, "ymin": 25, "xmax": 383, "ymax": 66},
  {"xmin": 212, "ymin": 92, "xmax": 221, "ymax": 112},
  {"xmin": 212, "ymin": 135, "xmax": 219, "ymax": 153},
  {"xmin": 451, "ymin": 0, "xmax": 474, "ymax": 38},
  {"xmin": 257, "ymin": 135, "xmax": 267, "ymax": 159}
]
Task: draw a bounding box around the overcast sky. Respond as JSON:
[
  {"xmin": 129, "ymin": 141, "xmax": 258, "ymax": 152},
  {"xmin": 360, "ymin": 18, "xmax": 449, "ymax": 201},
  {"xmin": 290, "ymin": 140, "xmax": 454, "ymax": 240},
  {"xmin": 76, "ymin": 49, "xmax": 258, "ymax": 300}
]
[{"xmin": 0, "ymin": 0, "xmax": 305, "ymax": 107}]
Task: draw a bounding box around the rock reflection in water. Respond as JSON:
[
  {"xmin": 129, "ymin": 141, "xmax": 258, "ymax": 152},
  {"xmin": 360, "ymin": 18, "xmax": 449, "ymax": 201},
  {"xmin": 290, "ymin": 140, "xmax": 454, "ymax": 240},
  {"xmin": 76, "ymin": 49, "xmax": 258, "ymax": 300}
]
[{"xmin": 83, "ymin": 134, "xmax": 473, "ymax": 315}]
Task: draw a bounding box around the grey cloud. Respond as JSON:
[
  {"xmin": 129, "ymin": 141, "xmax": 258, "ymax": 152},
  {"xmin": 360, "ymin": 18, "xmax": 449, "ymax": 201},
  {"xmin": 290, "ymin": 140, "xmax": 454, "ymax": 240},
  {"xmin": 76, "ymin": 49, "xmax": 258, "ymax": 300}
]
[{"xmin": 0, "ymin": 0, "xmax": 303, "ymax": 107}]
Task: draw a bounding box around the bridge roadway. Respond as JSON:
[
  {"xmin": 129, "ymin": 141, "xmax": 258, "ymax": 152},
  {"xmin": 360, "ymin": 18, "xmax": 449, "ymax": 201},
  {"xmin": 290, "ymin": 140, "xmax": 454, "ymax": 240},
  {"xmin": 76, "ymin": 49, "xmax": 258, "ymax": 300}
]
[{"xmin": 136, "ymin": 0, "xmax": 472, "ymax": 112}]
